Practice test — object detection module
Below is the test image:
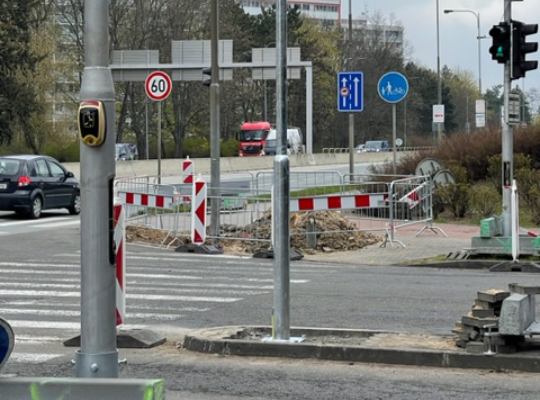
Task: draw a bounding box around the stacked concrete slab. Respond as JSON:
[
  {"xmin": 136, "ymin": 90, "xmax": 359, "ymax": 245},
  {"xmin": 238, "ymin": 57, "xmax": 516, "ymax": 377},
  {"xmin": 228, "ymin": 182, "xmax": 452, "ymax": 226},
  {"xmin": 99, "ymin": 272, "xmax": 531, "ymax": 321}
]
[{"xmin": 452, "ymin": 289, "xmax": 511, "ymax": 354}]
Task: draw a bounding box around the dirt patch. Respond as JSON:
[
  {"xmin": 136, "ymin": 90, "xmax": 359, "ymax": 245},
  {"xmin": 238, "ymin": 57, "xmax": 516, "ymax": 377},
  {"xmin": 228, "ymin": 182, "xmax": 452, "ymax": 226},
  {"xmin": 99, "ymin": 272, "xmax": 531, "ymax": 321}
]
[{"xmin": 126, "ymin": 210, "xmax": 381, "ymax": 256}]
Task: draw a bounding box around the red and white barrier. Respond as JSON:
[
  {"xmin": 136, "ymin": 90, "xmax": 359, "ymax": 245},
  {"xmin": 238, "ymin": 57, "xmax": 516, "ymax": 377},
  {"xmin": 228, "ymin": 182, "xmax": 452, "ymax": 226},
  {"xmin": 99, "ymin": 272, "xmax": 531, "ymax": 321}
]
[
  {"xmin": 398, "ymin": 182, "xmax": 428, "ymax": 209},
  {"xmin": 118, "ymin": 191, "xmax": 175, "ymax": 209},
  {"xmin": 182, "ymin": 157, "xmax": 194, "ymax": 184},
  {"xmin": 191, "ymin": 179, "xmax": 207, "ymax": 245},
  {"xmin": 113, "ymin": 201, "xmax": 126, "ymax": 326},
  {"xmin": 182, "ymin": 158, "xmax": 194, "ymax": 202},
  {"xmin": 290, "ymin": 193, "xmax": 387, "ymax": 212}
]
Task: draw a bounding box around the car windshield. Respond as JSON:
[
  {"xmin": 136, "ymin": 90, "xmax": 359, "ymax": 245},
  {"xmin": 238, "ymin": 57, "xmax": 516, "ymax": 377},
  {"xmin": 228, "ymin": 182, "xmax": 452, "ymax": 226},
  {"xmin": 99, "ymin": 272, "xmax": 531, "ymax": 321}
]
[
  {"xmin": 240, "ymin": 130, "xmax": 266, "ymax": 141},
  {"xmin": 0, "ymin": 159, "xmax": 21, "ymax": 176}
]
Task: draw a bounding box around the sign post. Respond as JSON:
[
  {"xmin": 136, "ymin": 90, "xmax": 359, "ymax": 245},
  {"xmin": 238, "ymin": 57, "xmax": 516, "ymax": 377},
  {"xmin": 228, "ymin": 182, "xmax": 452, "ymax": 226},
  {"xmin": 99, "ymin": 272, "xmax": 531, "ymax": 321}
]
[
  {"xmin": 145, "ymin": 71, "xmax": 172, "ymax": 183},
  {"xmin": 337, "ymin": 72, "xmax": 364, "ymax": 181},
  {"xmin": 377, "ymin": 72, "xmax": 408, "ymax": 174}
]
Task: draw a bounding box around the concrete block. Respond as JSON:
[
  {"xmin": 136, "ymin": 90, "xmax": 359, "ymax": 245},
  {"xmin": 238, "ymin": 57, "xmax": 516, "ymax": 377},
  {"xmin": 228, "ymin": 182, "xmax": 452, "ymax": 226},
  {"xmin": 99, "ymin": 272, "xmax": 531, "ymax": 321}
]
[
  {"xmin": 474, "ymin": 299, "xmax": 496, "ymax": 309},
  {"xmin": 471, "ymin": 307, "xmax": 496, "ymax": 318},
  {"xmin": 477, "ymin": 290, "xmax": 510, "ymax": 303},
  {"xmin": 466, "ymin": 341, "xmax": 485, "ymax": 354},
  {"xmin": 508, "ymin": 283, "xmax": 540, "ymax": 295},
  {"xmin": 461, "ymin": 312, "xmax": 498, "ymax": 329},
  {"xmin": 499, "ymin": 293, "xmax": 536, "ymax": 335}
]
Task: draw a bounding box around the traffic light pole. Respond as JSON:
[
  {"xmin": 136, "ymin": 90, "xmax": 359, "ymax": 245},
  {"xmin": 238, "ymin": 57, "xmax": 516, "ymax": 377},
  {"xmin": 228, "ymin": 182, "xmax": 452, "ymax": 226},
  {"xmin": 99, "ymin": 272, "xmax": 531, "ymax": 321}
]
[
  {"xmin": 76, "ymin": 0, "xmax": 118, "ymax": 378},
  {"xmin": 502, "ymin": 0, "xmax": 513, "ymax": 237}
]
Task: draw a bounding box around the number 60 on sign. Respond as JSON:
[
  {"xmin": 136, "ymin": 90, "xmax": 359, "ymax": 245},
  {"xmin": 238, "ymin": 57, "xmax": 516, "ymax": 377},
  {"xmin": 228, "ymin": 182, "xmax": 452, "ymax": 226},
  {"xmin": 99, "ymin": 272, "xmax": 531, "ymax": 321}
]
[{"xmin": 145, "ymin": 71, "xmax": 172, "ymax": 101}]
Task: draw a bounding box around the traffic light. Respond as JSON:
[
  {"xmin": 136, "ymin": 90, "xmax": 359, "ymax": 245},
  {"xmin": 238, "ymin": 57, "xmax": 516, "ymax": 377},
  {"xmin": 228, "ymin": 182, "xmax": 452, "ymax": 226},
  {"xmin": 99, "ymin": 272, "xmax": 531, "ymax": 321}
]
[
  {"xmin": 202, "ymin": 67, "xmax": 211, "ymax": 87},
  {"xmin": 489, "ymin": 22, "xmax": 511, "ymax": 63},
  {"xmin": 511, "ymin": 20, "xmax": 538, "ymax": 80}
]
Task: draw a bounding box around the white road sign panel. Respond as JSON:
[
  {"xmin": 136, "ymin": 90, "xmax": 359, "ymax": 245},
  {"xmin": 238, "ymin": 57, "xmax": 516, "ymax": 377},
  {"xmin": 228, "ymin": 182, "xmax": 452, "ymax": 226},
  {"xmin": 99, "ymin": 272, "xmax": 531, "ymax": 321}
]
[
  {"xmin": 433, "ymin": 104, "xmax": 445, "ymax": 123},
  {"xmin": 145, "ymin": 71, "xmax": 172, "ymax": 101}
]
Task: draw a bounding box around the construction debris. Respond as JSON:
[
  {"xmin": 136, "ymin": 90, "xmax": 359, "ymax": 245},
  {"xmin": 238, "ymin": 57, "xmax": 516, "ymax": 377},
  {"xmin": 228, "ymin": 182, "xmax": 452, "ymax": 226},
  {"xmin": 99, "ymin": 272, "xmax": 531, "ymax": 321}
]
[
  {"xmin": 126, "ymin": 210, "xmax": 381, "ymax": 255},
  {"xmin": 452, "ymin": 288, "xmax": 526, "ymax": 354},
  {"xmin": 220, "ymin": 211, "xmax": 381, "ymax": 255}
]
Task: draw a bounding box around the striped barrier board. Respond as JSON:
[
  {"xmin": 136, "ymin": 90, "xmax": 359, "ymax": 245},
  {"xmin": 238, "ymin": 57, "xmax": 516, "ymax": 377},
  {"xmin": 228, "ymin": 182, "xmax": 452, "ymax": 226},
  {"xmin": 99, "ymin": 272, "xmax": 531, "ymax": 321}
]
[
  {"xmin": 290, "ymin": 193, "xmax": 387, "ymax": 212},
  {"xmin": 191, "ymin": 179, "xmax": 207, "ymax": 245},
  {"xmin": 113, "ymin": 201, "xmax": 126, "ymax": 326},
  {"xmin": 118, "ymin": 191, "xmax": 175, "ymax": 209},
  {"xmin": 182, "ymin": 158, "xmax": 194, "ymax": 202}
]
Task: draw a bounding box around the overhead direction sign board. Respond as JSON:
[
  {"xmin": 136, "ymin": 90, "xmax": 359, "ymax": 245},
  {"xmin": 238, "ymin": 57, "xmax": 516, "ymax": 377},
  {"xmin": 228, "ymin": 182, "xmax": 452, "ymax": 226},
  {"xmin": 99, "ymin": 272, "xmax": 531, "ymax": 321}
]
[
  {"xmin": 337, "ymin": 72, "xmax": 363, "ymax": 112},
  {"xmin": 378, "ymin": 72, "xmax": 408, "ymax": 103}
]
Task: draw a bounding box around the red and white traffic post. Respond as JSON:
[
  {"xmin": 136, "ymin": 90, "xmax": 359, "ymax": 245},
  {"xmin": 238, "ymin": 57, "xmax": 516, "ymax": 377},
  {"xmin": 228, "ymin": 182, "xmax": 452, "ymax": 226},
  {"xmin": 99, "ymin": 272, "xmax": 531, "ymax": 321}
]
[
  {"xmin": 113, "ymin": 201, "xmax": 126, "ymax": 326},
  {"xmin": 191, "ymin": 178, "xmax": 207, "ymax": 245}
]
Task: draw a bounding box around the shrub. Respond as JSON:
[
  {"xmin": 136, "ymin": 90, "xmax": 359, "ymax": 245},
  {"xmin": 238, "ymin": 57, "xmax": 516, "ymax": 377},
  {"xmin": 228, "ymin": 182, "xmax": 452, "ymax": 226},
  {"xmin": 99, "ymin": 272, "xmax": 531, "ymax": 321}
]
[
  {"xmin": 221, "ymin": 137, "xmax": 239, "ymax": 157},
  {"xmin": 468, "ymin": 184, "xmax": 501, "ymax": 219}
]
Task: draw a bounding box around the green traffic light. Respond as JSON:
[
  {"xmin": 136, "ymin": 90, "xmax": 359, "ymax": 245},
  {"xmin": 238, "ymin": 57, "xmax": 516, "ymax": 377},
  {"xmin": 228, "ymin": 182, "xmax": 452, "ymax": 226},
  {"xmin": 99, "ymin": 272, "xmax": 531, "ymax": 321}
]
[{"xmin": 496, "ymin": 46, "xmax": 505, "ymax": 58}]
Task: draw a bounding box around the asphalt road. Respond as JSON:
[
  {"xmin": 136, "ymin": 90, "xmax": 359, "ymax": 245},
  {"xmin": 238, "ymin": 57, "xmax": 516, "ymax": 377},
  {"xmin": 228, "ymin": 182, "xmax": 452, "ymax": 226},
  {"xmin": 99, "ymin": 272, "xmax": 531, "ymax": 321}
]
[{"xmin": 2, "ymin": 208, "xmax": 540, "ymax": 398}]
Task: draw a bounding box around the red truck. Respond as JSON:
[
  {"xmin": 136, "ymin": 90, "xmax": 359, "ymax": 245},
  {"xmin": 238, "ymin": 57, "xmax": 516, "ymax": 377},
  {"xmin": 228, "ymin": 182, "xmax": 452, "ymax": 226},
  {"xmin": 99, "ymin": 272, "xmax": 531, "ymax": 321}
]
[{"xmin": 237, "ymin": 121, "xmax": 271, "ymax": 156}]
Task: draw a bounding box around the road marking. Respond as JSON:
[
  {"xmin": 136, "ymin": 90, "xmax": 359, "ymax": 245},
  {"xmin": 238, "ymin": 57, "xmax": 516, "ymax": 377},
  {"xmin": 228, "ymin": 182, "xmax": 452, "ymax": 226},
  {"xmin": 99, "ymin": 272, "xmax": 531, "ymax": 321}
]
[
  {"xmin": 9, "ymin": 353, "xmax": 65, "ymax": 363},
  {"xmin": 0, "ymin": 289, "xmax": 242, "ymax": 303},
  {"xmin": 29, "ymin": 220, "xmax": 80, "ymax": 229},
  {"xmin": 0, "ymin": 308, "xmax": 184, "ymax": 320},
  {"xmin": 0, "ymin": 217, "xmax": 71, "ymax": 227}
]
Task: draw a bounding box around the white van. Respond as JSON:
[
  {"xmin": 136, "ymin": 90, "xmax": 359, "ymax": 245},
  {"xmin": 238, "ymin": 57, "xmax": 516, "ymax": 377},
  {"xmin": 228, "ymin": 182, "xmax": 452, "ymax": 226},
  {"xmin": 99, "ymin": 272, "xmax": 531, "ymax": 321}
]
[{"xmin": 263, "ymin": 127, "xmax": 304, "ymax": 155}]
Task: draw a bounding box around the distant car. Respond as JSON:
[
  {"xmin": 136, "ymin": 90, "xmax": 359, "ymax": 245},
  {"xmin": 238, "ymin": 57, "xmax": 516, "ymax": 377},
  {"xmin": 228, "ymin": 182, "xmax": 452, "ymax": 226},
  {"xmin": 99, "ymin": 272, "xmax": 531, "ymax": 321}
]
[
  {"xmin": 115, "ymin": 143, "xmax": 139, "ymax": 161},
  {"xmin": 365, "ymin": 140, "xmax": 389, "ymax": 152},
  {"xmin": 0, "ymin": 155, "xmax": 80, "ymax": 219},
  {"xmin": 355, "ymin": 144, "xmax": 367, "ymax": 153}
]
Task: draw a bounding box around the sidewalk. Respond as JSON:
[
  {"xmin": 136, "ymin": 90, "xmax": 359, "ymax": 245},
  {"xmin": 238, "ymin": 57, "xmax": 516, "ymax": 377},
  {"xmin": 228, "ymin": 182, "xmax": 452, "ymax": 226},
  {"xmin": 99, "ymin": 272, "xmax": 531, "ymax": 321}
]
[{"xmin": 302, "ymin": 221, "xmax": 479, "ymax": 266}]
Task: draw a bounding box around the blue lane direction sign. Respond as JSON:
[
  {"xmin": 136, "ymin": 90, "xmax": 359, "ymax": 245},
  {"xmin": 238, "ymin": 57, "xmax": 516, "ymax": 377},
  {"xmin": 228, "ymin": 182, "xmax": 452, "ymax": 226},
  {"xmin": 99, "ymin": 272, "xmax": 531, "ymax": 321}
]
[
  {"xmin": 337, "ymin": 72, "xmax": 363, "ymax": 112},
  {"xmin": 0, "ymin": 317, "xmax": 14, "ymax": 372},
  {"xmin": 378, "ymin": 72, "xmax": 408, "ymax": 103}
]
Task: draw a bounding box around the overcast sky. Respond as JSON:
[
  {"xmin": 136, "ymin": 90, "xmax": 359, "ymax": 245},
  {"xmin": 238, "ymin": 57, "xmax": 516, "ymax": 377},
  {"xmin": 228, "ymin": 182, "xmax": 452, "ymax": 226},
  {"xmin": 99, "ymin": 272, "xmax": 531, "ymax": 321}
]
[{"xmin": 342, "ymin": 0, "xmax": 540, "ymax": 95}]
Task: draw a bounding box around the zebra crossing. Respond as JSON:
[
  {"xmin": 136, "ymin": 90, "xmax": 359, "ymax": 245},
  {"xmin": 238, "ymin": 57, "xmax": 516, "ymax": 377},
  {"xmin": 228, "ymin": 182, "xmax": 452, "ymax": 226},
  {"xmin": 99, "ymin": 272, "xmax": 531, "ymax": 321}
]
[{"xmin": 0, "ymin": 249, "xmax": 322, "ymax": 365}]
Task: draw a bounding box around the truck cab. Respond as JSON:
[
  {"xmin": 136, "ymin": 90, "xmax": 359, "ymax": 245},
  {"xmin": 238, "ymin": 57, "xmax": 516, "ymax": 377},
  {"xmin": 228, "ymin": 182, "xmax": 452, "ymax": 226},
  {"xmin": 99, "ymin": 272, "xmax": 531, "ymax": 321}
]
[{"xmin": 237, "ymin": 121, "xmax": 271, "ymax": 156}]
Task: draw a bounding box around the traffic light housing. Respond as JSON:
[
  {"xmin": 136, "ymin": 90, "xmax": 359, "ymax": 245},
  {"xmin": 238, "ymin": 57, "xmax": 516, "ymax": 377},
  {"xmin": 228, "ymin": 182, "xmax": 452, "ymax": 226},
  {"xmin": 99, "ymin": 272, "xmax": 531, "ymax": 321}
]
[
  {"xmin": 489, "ymin": 22, "xmax": 511, "ymax": 63},
  {"xmin": 511, "ymin": 20, "xmax": 538, "ymax": 80},
  {"xmin": 202, "ymin": 67, "xmax": 211, "ymax": 87}
]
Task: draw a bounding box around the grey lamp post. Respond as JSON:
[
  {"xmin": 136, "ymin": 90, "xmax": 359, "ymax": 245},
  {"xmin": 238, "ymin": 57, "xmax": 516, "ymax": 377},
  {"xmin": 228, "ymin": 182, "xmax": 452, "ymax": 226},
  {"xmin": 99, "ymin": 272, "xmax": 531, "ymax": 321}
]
[{"xmin": 444, "ymin": 9, "xmax": 485, "ymax": 95}]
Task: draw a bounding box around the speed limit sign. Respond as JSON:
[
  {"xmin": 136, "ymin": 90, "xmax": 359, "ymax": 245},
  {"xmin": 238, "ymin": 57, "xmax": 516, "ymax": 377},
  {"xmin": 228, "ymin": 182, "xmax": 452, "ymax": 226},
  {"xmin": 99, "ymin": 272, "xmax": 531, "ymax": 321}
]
[{"xmin": 145, "ymin": 71, "xmax": 172, "ymax": 101}]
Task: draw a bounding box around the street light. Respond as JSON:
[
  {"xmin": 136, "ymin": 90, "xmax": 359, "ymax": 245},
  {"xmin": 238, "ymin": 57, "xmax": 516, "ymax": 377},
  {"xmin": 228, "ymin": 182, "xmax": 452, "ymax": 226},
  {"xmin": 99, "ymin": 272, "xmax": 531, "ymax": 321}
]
[
  {"xmin": 436, "ymin": 0, "xmax": 442, "ymax": 142},
  {"xmin": 444, "ymin": 9, "xmax": 485, "ymax": 95}
]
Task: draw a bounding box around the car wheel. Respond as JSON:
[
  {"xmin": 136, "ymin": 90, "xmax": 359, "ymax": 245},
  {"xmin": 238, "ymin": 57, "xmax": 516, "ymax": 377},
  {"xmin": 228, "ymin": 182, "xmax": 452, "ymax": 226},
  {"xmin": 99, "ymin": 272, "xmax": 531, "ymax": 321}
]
[
  {"xmin": 28, "ymin": 196, "xmax": 43, "ymax": 219},
  {"xmin": 68, "ymin": 193, "xmax": 81, "ymax": 215}
]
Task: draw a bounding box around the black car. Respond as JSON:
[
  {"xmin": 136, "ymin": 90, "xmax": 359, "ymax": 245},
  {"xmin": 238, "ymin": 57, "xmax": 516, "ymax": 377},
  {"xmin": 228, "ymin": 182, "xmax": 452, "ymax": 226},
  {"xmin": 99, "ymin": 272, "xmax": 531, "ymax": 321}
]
[{"xmin": 0, "ymin": 155, "xmax": 81, "ymax": 219}]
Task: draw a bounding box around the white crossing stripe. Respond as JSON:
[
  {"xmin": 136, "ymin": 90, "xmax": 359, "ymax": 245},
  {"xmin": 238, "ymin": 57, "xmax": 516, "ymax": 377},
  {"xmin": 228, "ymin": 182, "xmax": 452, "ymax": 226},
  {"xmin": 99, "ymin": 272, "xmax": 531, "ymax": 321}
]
[
  {"xmin": 9, "ymin": 353, "xmax": 65, "ymax": 363},
  {"xmin": 29, "ymin": 220, "xmax": 80, "ymax": 229},
  {"xmin": 0, "ymin": 217, "xmax": 71, "ymax": 227}
]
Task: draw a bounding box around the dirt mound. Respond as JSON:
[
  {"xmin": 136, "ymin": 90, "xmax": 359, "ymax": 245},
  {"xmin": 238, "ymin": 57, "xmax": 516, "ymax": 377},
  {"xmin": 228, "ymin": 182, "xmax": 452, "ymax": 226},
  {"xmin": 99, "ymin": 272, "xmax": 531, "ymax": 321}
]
[{"xmin": 126, "ymin": 211, "xmax": 381, "ymax": 255}]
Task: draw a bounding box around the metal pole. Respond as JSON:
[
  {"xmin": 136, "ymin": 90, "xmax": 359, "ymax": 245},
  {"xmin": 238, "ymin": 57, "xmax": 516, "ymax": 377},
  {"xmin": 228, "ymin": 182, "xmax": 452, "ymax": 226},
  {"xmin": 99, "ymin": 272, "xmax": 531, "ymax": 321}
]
[
  {"xmin": 348, "ymin": 0, "xmax": 354, "ymax": 175},
  {"xmin": 502, "ymin": 0, "xmax": 513, "ymax": 236},
  {"xmin": 272, "ymin": 0, "xmax": 290, "ymax": 341},
  {"xmin": 145, "ymin": 101, "xmax": 149, "ymax": 160},
  {"xmin": 76, "ymin": 0, "xmax": 118, "ymax": 378},
  {"xmin": 477, "ymin": 13, "xmax": 483, "ymax": 95},
  {"xmin": 392, "ymin": 103, "xmax": 397, "ymax": 174},
  {"xmin": 436, "ymin": 0, "xmax": 442, "ymax": 142},
  {"xmin": 157, "ymin": 101, "xmax": 161, "ymax": 183},
  {"xmin": 306, "ymin": 66, "xmax": 313, "ymax": 154},
  {"xmin": 210, "ymin": 0, "xmax": 221, "ymax": 245}
]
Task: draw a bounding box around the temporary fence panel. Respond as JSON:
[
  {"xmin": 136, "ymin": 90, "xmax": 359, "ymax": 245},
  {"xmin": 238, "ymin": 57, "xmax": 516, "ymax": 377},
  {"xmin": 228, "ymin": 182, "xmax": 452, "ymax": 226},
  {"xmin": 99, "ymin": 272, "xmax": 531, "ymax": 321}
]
[
  {"xmin": 388, "ymin": 175, "xmax": 434, "ymax": 232},
  {"xmin": 255, "ymin": 170, "xmax": 343, "ymax": 196}
]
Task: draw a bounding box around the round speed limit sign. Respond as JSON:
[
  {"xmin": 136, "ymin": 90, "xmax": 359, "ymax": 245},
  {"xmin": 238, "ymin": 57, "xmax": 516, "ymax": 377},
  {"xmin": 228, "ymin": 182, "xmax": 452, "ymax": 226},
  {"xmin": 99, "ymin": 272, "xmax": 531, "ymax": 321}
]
[{"xmin": 145, "ymin": 71, "xmax": 172, "ymax": 101}]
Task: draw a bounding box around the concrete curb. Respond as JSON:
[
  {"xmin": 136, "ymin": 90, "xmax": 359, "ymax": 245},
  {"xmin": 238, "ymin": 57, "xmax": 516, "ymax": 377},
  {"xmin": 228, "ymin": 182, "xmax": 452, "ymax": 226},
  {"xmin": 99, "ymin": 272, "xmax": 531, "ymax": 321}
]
[{"xmin": 183, "ymin": 326, "xmax": 540, "ymax": 373}]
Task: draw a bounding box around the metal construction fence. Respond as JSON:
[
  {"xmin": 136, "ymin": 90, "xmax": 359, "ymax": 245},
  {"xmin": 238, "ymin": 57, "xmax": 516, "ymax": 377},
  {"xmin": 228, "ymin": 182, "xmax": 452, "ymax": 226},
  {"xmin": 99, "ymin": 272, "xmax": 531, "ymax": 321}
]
[{"xmin": 115, "ymin": 171, "xmax": 440, "ymax": 249}]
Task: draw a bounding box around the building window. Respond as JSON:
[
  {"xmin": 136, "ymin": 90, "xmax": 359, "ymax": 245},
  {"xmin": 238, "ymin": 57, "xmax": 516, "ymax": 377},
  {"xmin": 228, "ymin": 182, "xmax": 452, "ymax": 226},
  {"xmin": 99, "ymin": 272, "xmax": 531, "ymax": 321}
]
[{"xmin": 302, "ymin": 4, "xmax": 310, "ymax": 10}]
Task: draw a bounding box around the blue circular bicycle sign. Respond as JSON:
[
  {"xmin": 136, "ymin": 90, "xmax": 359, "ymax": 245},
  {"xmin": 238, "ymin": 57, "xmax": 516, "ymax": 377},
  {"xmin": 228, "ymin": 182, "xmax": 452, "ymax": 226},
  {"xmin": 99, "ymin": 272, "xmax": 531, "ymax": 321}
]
[{"xmin": 378, "ymin": 72, "xmax": 408, "ymax": 103}]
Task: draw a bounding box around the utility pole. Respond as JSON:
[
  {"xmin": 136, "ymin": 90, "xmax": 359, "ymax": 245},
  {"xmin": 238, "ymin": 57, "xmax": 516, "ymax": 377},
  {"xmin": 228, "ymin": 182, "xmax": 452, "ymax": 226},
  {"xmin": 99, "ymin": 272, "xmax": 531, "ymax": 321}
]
[
  {"xmin": 76, "ymin": 0, "xmax": 118, "ymax": 378},
  {"xmin": 348, "ymin": 0, "xmax": 354, "ymax": 176},
  {"xmin": 209, "ymin": 0, "xmax": 221, "ymax": 245}
]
